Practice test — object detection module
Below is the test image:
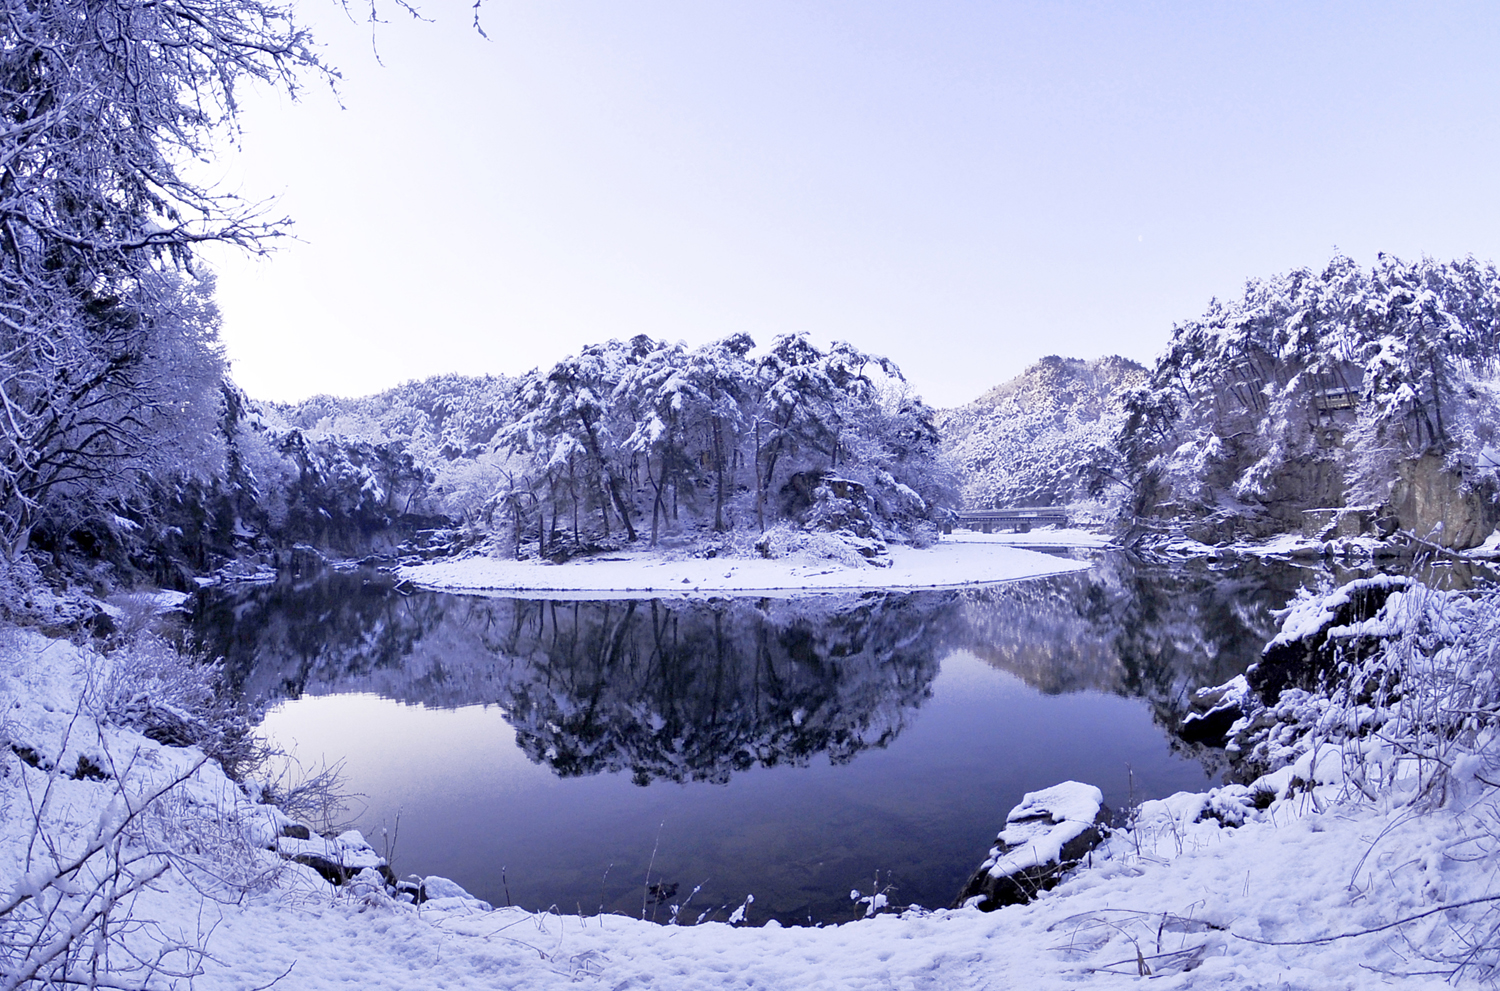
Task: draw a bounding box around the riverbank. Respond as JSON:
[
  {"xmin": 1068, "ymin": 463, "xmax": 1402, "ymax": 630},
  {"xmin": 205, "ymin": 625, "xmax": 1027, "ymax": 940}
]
[
  {"xmin": 396, "ymin": 531, "xmax": 1097, "ymax": 596},
  {"xmin": 7, "ymin": 574, "xmax": 1500, "ymax": 986}
]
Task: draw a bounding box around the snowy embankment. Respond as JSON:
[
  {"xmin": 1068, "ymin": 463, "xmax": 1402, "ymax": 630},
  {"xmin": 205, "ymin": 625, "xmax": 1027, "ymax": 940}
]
[
  {"xmin": 5, "ymin": 579, "xmax": 1500, "ymax": 989},
  {"xmin": 397, "ymin": 533, "xmax": 1094, "ymax": 597}
]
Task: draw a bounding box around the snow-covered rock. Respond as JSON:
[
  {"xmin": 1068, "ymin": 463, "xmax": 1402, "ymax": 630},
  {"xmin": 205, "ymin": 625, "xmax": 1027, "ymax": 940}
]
[
  {"xmin": 1179, "ymin": 674, "xmax": 1252, "ymax": 747},
  {"xmin": 275, "ymin": 829, "xmax": 390, "ymax": 885},
  {"xmin": 415, "ymin": 875, "xmax": 492, "ymax": 911},
  {"xmin": 954, "ymin": 781, "xmax": 1110, "ymax": 910}
]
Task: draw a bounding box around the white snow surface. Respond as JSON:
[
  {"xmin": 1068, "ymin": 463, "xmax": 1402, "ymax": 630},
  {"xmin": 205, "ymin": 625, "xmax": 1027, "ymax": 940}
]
[
  {"xmin": 4, "ymin": 615, "xmax": 1499, "ymax": 989},
  {"xmin": 983, "ymin": 782, "xmax": 1104, "ymax": 877},
  {"xmin": 942, "ymin": 527, "xmax": 1117, "ymax": 549},
  {"xmin": 398, "ymin": 535, "xmax": 1091, "ymax": 597}
]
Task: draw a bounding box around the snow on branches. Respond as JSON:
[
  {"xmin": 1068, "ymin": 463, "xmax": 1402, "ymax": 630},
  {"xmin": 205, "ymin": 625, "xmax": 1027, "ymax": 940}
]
[
  {"xmin": 1119, "ymin": 254, "xmax": 1500, "ymax": 546},
  {"xmin": 500, "ymin": 333, "xmax": 954, "ymax": 554},
  {"xmin": 0, "ymin": 0, "xmax": 328, "ymax": 555}
]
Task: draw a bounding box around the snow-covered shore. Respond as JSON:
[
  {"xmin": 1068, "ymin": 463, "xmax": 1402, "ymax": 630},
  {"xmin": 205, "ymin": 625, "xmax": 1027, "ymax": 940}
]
[
  {"xmin": 5, "ymin": 577, "xmax": 1499, "ymax": 989},
  {"xmin": 397, "ymin": 532, "xmax": 1096, "ymax": 597}
]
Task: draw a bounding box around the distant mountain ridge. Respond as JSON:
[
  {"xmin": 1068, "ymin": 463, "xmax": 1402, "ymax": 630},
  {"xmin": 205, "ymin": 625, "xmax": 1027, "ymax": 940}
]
[{"xmin": 938, "ymin": 355, "xmax": 1146, "ymax": 510}]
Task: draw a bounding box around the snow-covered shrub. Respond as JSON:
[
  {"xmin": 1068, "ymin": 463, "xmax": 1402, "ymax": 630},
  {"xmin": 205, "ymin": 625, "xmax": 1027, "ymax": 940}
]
[
  {"xmin": 252, "ymin": 757, "xmax": 356, "ymax": 835},
  {"xmin": 1158, "ymin": 577, "xmax": 1500, "ymax": 980},
  {"xmin": 1223, "ymin": 578, "xmax": 1500, "ymax": 808},
  {"xmin": 0, "ymin": 553, "xmax": 99, "ymax": 628},
  {"xmin": 99, "ymin": 636, "xmax": 266, "ymax": 781}
]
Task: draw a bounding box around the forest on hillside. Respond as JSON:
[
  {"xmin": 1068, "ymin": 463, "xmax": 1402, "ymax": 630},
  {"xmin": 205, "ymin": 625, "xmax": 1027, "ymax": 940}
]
[
  {"xmin": 2, "ymin": 325, "xmax": 957, "ymax": 592},
  {"xmin": 1116, "ymin": 253, "xmax": 1500, "ymax": 548},
  {"xmin": 937, "ymin": 355, "xmax": 1144, "ymax": 515},
  {"xmin": 7, "ymin": 196, "xmax": 1500, "ymax": 598}
]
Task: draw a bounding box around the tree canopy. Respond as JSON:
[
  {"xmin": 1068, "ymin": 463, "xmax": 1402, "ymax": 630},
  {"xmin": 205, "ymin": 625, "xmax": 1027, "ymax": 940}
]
[
  {"xmin": 0, "ymin": 0, "xmax": 325, "ymax": 553},
  {"xmin": 1118, "ymin": 254, "xmax": 1500, "ymax": 534}
]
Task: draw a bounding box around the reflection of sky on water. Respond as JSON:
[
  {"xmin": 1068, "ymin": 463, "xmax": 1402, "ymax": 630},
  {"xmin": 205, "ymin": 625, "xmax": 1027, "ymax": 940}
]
[
  {"xmin": 259, "ymin": 650, "xmax": 1210, "ymax": 925},
  {"xmin": 199, "ymin": 553, "xmax": 1367, "ymax": 924}
]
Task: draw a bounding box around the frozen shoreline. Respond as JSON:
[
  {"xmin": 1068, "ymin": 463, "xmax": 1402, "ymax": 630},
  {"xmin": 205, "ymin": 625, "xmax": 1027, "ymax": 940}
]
[
  {"xmin": 396, "ymin": 531, "xmax": 1099, "ymax": 597},
  {"xmin": 6, "ymin": 573, "xmax": 1498, "ymax": 989}
]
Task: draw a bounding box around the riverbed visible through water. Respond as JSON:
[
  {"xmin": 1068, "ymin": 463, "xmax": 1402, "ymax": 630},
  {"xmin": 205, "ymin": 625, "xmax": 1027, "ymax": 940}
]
[{"xmin": 192, "ymin": 551, "xmax": 1435, "ymax": 925}]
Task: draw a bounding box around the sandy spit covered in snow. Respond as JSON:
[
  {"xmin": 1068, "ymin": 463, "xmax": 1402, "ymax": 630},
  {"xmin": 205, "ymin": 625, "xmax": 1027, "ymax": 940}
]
[
  {"xmin": 397, "ymin": 536, "xmax": 1092, "ymax": 597},
  {"xmin": 941, "ymin": 526, "xmax": 1117, "ymax": 549}
]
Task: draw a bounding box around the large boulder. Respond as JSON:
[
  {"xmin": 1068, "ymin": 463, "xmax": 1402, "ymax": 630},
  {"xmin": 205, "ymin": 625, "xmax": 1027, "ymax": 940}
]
[{"xmin": 953, "ymin": 782, "xmax": 1109, "ymax": 911}]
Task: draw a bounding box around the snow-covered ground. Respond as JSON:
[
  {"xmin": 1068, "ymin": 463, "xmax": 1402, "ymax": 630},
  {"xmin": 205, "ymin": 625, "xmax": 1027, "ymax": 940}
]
[
  {"xmin": 1150, "ymin": 526, "xmax": 1500, "ymax": 565},
  {"xmin": 6, "ymin": 578, "xmax": 1500, "ymax": 989},
  {"xmin": 942, "ymin": 526, "xmax": 1117, "ymax": 549},
  {"xmin": 397, "ymin": 533, "xmax": 1094, "ymax": 597}
]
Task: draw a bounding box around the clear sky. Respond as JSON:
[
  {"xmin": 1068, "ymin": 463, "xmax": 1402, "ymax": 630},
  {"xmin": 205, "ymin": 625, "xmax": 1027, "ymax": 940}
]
[{"xmin": 203, "ymin": 1, "xmax": 1500, "ymax": 409}]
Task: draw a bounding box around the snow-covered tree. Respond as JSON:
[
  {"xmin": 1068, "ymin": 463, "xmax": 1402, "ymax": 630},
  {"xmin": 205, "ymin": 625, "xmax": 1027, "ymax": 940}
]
[
  {"xmin": 492, "ymin": 334, "xmax": 951, "ymax": 556},
  {"xmin": 0, "ymin": 0, "xmax": 324, "ymax": 554},
  {"xmin": 1119, "ymin": 254, "xmax": 1500, "ymax": 544},
  {"xmin": 939, "ymin": 355, "xmax": 1145, "ymax": 512}
]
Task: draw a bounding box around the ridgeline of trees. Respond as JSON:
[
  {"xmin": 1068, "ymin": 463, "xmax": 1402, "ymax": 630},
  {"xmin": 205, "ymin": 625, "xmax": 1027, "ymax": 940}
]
[
  {"xmin": 5, "ymin": 322, "xmax": 957, "ymax": 585},
  {"xmin": 233, "ymin": 333, "xmax": 955, "ymax": 564},
  {"xmin": 4, "ymin": 0, "xmax": 1498, "ymax": 592}
]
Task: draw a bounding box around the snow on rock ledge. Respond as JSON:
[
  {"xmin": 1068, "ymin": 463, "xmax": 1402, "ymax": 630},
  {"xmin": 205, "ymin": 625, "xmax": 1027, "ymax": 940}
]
[
  {"xmin": 275, "ymin": 829, "xmax": 391, "ymax": 886},
  {"xmin": 954, "ymin": 781, "xmax": 1109, "ymax": 911}
]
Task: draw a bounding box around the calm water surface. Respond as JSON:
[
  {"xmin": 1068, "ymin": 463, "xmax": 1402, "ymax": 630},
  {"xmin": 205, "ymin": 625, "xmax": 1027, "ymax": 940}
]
[{"xmin": 192, "ymin": 551, "xmax": 1388, "ymax": 924}]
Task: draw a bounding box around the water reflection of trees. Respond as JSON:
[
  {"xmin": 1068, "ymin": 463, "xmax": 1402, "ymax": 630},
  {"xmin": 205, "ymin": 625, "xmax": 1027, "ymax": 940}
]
[
  {"xmin": 195, "ymin": 554, "xmax": 1386, "ymax": 783},
  {"xmin": 492, "ymin": 596, "xmax": 954, "ymax": 784},
  {"xmin": 958, "ymin": 556, "xmax": 1308, "ymax": 697},
  {"xmin": 196, "ymin": 581, "xmax": 961, "ymax": 783}
]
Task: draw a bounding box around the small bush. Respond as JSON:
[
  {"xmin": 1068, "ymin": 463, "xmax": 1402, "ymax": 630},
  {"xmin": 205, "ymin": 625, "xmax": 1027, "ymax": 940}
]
[{"xmin": 98, "ymin": 635, "xmax": 269, "ymax": 781}]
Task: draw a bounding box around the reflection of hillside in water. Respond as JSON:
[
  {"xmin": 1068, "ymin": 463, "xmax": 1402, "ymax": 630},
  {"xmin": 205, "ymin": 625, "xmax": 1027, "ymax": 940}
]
[
  {"xmin": 959, "ymin": 553, "xmax": 1363, "ymax": 708},
  {"xmin": 496, "ymin": 596, "xmax": 956, "ymax": 784},
  {"xmin": 194, "ymin": 554, "xmax": 1364, "ymax": 785},
  {"xmin": 196, "ymin": 581, "xmax": 963, "ymax": 784}
]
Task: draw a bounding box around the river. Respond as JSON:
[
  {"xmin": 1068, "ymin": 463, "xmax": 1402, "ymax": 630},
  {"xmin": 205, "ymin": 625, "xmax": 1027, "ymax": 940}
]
[{"xmin": 192, "ymin": 550, "xmax": 1446, "ymax": 925}]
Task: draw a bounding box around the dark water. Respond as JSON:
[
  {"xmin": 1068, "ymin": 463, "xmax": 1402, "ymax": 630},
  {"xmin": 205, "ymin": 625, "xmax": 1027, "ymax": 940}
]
[{"xmin": 192, "ymin": 551, "xmax": 1395, "ymax": 925}]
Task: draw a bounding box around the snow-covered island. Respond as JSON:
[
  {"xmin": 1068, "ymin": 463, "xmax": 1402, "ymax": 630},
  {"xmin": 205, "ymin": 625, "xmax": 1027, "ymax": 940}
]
[{"xmin": 397, "ymin": 530, "xmax": 1100, "ymax": 597}]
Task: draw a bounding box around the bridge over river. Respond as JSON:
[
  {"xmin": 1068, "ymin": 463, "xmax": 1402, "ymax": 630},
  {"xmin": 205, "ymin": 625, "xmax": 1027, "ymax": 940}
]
[{"xmin": 947, "ymin": 507, "xmax": 1069, "ymax": 534}]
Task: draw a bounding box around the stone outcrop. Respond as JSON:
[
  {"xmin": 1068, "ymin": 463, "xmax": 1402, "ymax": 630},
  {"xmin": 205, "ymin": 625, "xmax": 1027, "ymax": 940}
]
[
  {"xmin": 953, "ymin": 782, "xmax": 1110, "ymax": 911},
  {"xmin": 1179, "ymin": 676, "xmax": 1252, "ymax": 748},
  {"xmin": 1390, "ymin": 453, "xmax": 1500, "ymax": 550},
  {"xmin": 1247, "ymin": 576, "xmax": 1411, "ymax": 702}
]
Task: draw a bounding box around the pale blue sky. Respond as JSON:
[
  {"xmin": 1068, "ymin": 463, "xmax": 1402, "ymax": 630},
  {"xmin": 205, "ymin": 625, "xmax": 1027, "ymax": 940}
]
[{"xmin": 206, "ymin": 1, "xmax": 1500, "ymax": 408}]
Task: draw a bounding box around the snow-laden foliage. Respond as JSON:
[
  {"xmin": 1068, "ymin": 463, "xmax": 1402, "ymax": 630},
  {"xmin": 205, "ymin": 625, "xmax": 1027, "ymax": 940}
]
[
  {"xmin": 1228, "ymin": 578, "xmax": 1500, "ymax": 795},
  {"xmin": 1119, "ymin": 254, "xmax": 1500, "ymax": 542},
  {"xmin": 1169, "ymin": 576, "xmax": 1500, "ymax": 980},
  {"xmin": 63, "ymin": 335, "xmax": 948, "ymax": 573},
  {"xmin": 501, "ymin": 333, "xmax": 954, "ymax": 555},
  {"xmin": 266, "ymin": 373, "xmax": 525, "ymax": 522},
  {"xmin": 0, "ymin": 0, "xmax": 325, "ymax": 558},
  {"xmin": 938, "ymin": 355, "xmax": 1145, "ymax": 512}
]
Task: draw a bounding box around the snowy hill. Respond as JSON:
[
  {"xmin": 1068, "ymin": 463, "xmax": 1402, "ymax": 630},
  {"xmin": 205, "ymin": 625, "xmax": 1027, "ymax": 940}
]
[
  {"xmin": 937, "ymin": 355, "xmax": 1145, "ymax": 511},
  {"xmin": 1118, "ymin": 253, "xmax": 1500, "ymax": 549}
]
